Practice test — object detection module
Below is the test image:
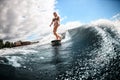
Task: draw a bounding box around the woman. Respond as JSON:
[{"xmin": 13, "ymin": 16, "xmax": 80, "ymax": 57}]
[{"xmin": 50, "ymin": 12, "xmax": 61, "ymax": 40}]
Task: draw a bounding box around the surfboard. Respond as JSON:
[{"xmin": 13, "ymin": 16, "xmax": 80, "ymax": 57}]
[{"xmin": 51, "ymin": 40, "xmax": 61, "ymax": 46}]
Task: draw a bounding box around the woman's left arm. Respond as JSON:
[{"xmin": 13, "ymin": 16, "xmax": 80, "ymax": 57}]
[{"xmin": 58, "ymin": 16, "xmax": 60, "ymax": 25}]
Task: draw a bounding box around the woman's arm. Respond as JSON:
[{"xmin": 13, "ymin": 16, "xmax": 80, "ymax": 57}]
[
  {"xmin": 58, "ymin": 16, "xmax": 60, "ymax": 25},
  {"xmin": 49, "ymin": 19, "xmax": 53, "ymax": 27}
]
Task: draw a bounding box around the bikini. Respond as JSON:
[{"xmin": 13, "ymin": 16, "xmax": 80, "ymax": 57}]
[
  {"xmin": 53, "ymin": 17, "xmax": 59, "ymax": 26},
  {"xmin": 53, "ymin": 17, "xmax": 59, "ymax": 21}
]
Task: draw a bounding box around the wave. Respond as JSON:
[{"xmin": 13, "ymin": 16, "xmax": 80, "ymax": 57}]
[
  {"xmin": 56, "ymin": 21, "xmax": 120, "ymax": 80},
  {"xmin": 0, "ymin": 19, "xmax": 120, "ymax": 80}
]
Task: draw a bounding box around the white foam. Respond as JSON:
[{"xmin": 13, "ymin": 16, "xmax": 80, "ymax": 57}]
[
  {"xmin": 0, "ymin": 46, "xmax": 38, "ymax": 56},
  {"xmin": 88, "ymin": 24, "xmax": 117, "ymax": 68},
  {"xmin": 61, "ymin": 31, "xmax": 71, "ymax": 42},
  {"xmin": 6, "ymin": 56, "xmax": 22, "ymax": 67},
  {"xmin": 40, "ymin": 56, "xmax": 45, "ymax": 59}
]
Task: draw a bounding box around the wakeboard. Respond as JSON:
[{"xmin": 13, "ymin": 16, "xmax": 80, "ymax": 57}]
[{"xmin": 51, "ymin": 40, "xmax": 61, "ymax": 46}]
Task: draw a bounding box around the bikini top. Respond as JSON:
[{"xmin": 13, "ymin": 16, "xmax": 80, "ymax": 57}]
[{"xmin": 53, "ymin": 17, "xmax": 59, "ymax": 21}]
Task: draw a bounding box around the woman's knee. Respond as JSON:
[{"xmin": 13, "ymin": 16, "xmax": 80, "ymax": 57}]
[{"xmin": 53, "ymin": 31, "xmax": 56, "ymax": 35}]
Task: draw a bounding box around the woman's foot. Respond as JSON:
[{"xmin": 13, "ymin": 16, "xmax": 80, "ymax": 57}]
[{"xmin": 58, "ymin": 35, "xmax": 61, "ymax": 40}]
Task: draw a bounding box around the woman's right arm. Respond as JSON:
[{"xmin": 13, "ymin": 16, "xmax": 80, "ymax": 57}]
[{"xmin": 50, "ymin": 19, "xmax": 53, "ymax": 27}]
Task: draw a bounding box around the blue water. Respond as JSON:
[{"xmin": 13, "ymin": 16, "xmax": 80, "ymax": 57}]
[{"xmin": 0, "ymin": 24, "xmax": 120, "ymax": 80}]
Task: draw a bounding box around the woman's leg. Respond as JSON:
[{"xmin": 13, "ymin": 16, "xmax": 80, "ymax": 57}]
[
  {"xmin": 53, "ymin": 26, "xmax": 58, "ymax": 40},
  {"xmin": 53, "ymin": 26, "xmax": 61, "ymax": 40}
]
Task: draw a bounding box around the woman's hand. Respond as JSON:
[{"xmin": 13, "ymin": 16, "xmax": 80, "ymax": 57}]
[{"xmin": 49, "ymin": 20, "xmax": 53, "ymax": 27}]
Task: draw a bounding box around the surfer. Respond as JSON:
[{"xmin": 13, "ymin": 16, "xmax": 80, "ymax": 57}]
[{"xmin": 50, "ymin": 12, "xmax": 61, "ymax": 40}]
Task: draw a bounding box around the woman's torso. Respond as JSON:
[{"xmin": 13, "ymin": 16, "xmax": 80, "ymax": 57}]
[{"xmin": 53, "ymin": 16, "xmax": 59, "ymax": 26}]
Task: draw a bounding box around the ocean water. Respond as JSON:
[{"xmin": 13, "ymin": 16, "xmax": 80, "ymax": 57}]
[{"xmin": 0, "ymin": 23, "xmax": 120, "ymax": 80}]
